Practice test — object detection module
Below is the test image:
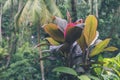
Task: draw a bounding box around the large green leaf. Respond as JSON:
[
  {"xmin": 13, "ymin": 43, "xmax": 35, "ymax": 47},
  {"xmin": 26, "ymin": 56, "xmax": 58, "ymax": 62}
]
[
  {"xmin": 78, "ymin": 75, "xmax": 90, "ymax": 80},
  {"xmin": 53, "ymin": 67, "xmax": 78, "ymax": 76},
  {"xmin": 43, "ymin": 23, "xmax": 64, "ymax": 43},
  {"xmin": 89, "ymin": 38, "xmax": 111, "ymax": 57},
  {"xmin": 83, "ymin": 15, "xmax": 98, "ymax": 46}
]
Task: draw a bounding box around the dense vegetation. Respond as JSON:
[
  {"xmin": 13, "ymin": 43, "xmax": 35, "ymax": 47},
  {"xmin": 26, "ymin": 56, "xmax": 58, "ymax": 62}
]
[{"xmin": 0, "ymin": 0, "xmax": 120, "ymax": 80}]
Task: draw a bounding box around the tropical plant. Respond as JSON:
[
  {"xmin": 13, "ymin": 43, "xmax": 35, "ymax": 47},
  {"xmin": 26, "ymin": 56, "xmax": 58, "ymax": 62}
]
[
  {"xmin": 42, "ymin": 14, "xmax": 118, "ymax": 80},
  {"xmin": 103, "ymin": 53, "xmax": 120, "ymax": 78}
]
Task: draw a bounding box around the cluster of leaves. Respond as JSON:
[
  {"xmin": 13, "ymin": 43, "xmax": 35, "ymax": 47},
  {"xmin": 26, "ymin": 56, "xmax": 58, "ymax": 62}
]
[
  {"xmin": 42, "ymin": 14, "xmax": 118, "ymax": 80},
  {"xmin": 0, "ymin": 42, "xmax": 41, "ymax": 80},
  {"xmin": 0, "ymin": 47, "xmax": 8, "ymax": 59},
  {"xmin": 44, "ymin": 15, "xmax": 117, "ymax": 58}
]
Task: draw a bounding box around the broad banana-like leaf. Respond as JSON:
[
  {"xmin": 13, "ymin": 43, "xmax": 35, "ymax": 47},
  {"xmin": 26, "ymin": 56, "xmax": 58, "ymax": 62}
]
[
  {"xmin": 89, "ymin": 38, "xmax": 111, "ymax": 57},
  {"xmin": 84, "ymin": 15, "xmax": 98, "ymax": 46},
  {"xmin": 45, "ymin": 37, "xmax": 60, "ymax": 46},
  {"xmin": 53, "ymin": 67, "xmax": 78, "ymax": 76},
  {"xmin": 103, "ymin": 46, "xmax": 118, "ymax": 52},
  {"xmin": 43, "ymin": 23, "xmax": 64, "ymax": 43},
  {"xmin": 77, "ymin": 33, "xmax": 87, "ymax": 53}
]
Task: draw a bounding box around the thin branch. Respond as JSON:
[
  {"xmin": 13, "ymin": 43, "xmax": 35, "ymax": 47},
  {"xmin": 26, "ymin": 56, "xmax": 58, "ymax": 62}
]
[
  {"xmin": 0, "ymin": 4, "xmax": 2, "ymax": 43},
  {"xmin": 34, "ymin": 42, "xmax": 50, "ymax": 48}
]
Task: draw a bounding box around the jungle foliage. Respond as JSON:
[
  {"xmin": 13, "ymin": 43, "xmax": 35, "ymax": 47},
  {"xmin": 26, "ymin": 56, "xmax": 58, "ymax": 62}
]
[{"xmin": 0, "ymin": 0, "xmax": 120, "ymax": 80}]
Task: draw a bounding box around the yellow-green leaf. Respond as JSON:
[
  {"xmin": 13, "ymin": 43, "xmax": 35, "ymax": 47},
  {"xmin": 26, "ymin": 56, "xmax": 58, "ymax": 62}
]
[
  {"xmin": 77, "ymin": 33, "xmax": 87, "ymax": 53},
  {"xmin": 78, "ymin": 75, "xmax": 90, "ymax": 80},
  {"xmin": 89, "ymin": 38, "xmax": 111, "ymax": 57},
  {"xmin": 45, "ymin": 37, "xmax": 60, "ymax": 46},
  {"xmin": 43, "ymin": 23, "xmax": 64, "ymax": 43},
  {"xmin": 103, "ymin": 46, "xmax": 118, "ymax": 52},
  {"xmin": 84, "ymin": 15, "xmax": 98, "ymax": 46}
]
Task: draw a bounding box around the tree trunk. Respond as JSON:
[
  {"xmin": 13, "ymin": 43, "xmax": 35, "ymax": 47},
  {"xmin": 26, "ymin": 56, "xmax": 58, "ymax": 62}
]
[
  {"xmin": 37, "ymin": 24, "xmax": 45, "ymax": 80},
  {"xmin": 71, "ymin": 0, "xmax": 77, "ymax": 22},
  {"xmin": 95, "ymin": 0, "xmax": 98, "ymax": 17},
  {"xmin": 0, "ymin": 4, "xmax": 2, "ymax": 44},
  {"xmin": 90, "ymin": 0, "xmax": 94, "ymax": 15},
  {"xmin": 18, "ymin": 0, "xmax": 23, "ymax": 11},
  {"xmin": 6, "ymin": 0, "xmax": 19, "ymax": 67}
]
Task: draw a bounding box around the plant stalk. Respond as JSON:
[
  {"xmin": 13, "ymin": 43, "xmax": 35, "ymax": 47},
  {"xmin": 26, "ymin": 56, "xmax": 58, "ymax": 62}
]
[{"xmin": 37, "ymin": 24, "xmax": 45, "ymax": 80}]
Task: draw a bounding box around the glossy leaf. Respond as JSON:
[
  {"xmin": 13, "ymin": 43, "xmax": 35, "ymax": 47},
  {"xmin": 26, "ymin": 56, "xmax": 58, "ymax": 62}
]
[
  {"xmin": 77, "ymin": 33, "xmax": 87, "ymax": 53},
  {"xmin": 78, "ymin": 75, "xmax": 90, "ymax": 80},
  {"xmin": 65, "ymin": 23, "xmax": 84, "ymax": 44},
  {"xmin": 84, "ymin": 15, "xmax": 98, "ymax": 46},
  {"xmin": 45, "ymin": 37, "xmax": 60, "ymax": 45},
  {"xmin": 43, "ymin": 23, "xmax": 64, "ymax": 43},
  {"xmin": 89, "ymin": 38, "xmax": 111, "ymax": 57},
  {"xmin": 103, "ymin": 46, "xmax": 118, "ymax": 52},
  {"xmin": 53, "ymin": 67, "xmax": 78, "ymax": 76}
]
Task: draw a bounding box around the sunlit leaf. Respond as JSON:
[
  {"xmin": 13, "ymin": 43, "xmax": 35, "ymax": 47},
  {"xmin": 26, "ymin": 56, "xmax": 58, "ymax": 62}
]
[
  {"xmin": 103, "ymin": 54, "xmax": 120, "ymax": 77},
  {"xmin": 78, "ymin": 75, "xmax": 90, "ymax": 80},
  {"xmin": 43, "ymin": 23, "xmax": 64, "ymax": 43},
  {"xmin": 89, "ymin": 38, "xmax": 111, "ymax": 57},
  {"xmin": 103, "ymin": 46, "xmax": 118, "ymax": 52},
  {"xmin": 53, "ymin": 67, "xmax": 78, "ymax": 76},
  {"xmin": 113, "ymin": 68, "xmax": 120, "ymax": 77},
  {"xmin": 84, "ymin": 15, "xmax": 98, "ymax": 46},
  {"xmin": 45, "ymin": 37, "xmax": 60, "ymax": 46}
]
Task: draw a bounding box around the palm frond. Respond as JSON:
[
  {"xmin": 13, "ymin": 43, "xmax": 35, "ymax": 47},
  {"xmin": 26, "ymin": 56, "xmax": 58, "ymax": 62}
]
[
  {"xmin": 39, "ymin": 0, "xmax": 52, "ymax": 25},
  {"xmin": 15, "ymin": 0, "xmax": 52, "ymax": 27},
  {"xmin": 44, "ymin": 0, "xmax": 63, "ymax": 17},
  {"xmin": 3, "ymin": 0, "xmax": 18, "ymax": 13}
]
